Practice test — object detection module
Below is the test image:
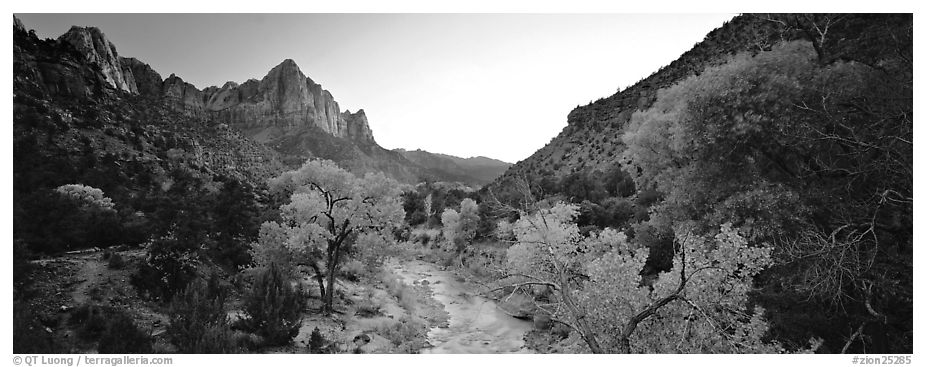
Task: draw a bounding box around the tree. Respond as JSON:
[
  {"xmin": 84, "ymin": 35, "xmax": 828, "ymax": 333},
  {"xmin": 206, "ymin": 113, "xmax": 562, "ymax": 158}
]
[
  {"xmin": 263, "ymin": 159, "xmax": 405, "ymax": 313},
  {"xmin": 495, "ymin": 202, "xmax": 782, "ymax": 353},
  {"xmin": 440, "ymin": 198, "xmax": 479, "ymax": 253},
  {"xmin": 621, "ymin": 39, "xmax": 911, "ymax": 352},
  {"xmin": 440, "ymin": 208, "xmax": 461, "ymax": 249},
  {"xmin": 54, "ymin": 184, "xmax": 116, "ymax": 212}
]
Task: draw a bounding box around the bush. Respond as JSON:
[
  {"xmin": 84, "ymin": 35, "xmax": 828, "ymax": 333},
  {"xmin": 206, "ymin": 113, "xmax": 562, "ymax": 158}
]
[
  {"xmin": 69, "ymin": 304, "xmax": 110, "ymax": 341},
  {"xmin": 193, "ymin": 324, "xmax": 244, "ymax": 353},
  {"xmin": 13, "ymin": 240, "xmax": 34, "ymax": 300},
  {"xmin": 354, "ymin": 290, "xmax": 382, "ymax": 317},
  {"xmin": 240, "ymin": 264, "xmax": 305, "ymax": 347},
  {"xmin": 374, "ymin": 316, "xmax": 427, "ymax": 352},
  {"xmin": 98, "ymin": 312, "xmax": 152, "ymax": 353},
  {"xmin": 167, "ymin": 274, "xmax": 236, "ymax": 353},
  {"xmin": 308, "ymin": 327, "xmax": 328, "ymax": 353},
  {"xmin": 13, "ymin": 301, "xmax": 57, "ymax": 353},
  {"xmin": 107, "ymin": 252, "xmax": 126, "ymax": 269},
  {"xmin": 380, "ymin": 271, "xmax": 415, "ymax": 313},
  {"xmin": 340, "ymin": 259, "xmax": 364, "ymax": 282},
  {"xmin": 131, "ymin": 237, "xmax": 199, "ymax": 302}
]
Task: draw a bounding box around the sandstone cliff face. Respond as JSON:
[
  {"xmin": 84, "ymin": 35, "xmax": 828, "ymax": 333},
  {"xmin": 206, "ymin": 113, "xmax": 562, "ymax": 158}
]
[
  {"xmin": 203, "ymin": 59, "xmax": 372, "ymax": 143},
  {"xmin": 14, "ymin": 18, "xmax": 106, "ymax": 100},
  {"xmin": 54, "ymin": 24, "xmax": 377, "ymax": 145},
  {"xmin": 31, "ymin": 19, "xmax": 417, "ymax": 182},
  {"xmin": 14, "ymin": 16, "xmax": 25, "ymax": 33},
  {"xmin": 162, "ymin": 74, "xmax": 205, "ymax": 116},
  {"xmin": 120, "ymin": 57, "xmax": 163, "ymax": 97},
  {"xmin": 58, "ymin": 26, "xmax": 137, "ymax": 94},
  {"xmin": 341, "ymin": 109, "xmax": 375, "ymax": 145}
]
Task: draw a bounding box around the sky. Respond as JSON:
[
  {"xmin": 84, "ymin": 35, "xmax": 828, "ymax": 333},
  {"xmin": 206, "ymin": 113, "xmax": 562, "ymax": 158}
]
[{"xmin": 16, "ymin": 13, "xmax": 735, "ymax": 164}]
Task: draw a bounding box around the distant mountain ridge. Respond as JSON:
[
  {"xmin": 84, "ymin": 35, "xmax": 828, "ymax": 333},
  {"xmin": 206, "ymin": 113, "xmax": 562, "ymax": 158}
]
[
  {"xmin": 393, "ymin": 149, "xmax": 511, "ymax": 186},
  {"xmin": 34, "ymin": 22, "xmax": 503, "ymax": 185}
]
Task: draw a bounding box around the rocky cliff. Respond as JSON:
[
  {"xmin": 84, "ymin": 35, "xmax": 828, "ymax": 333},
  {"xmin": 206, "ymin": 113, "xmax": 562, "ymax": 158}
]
[
  {"xmin": 27, "ymin": 16, "xmax": 507, "ymax": 185},
  {"xmin": 58, "ymin": 26, "xmax": 138, "ymax": 93},
  {"xmin": 53, "ymin": 26, "xmax": 377, "ymax": 147},
  {"xmin": 202, "ymin": 59, "xmax": 374, "ymax": 145}
]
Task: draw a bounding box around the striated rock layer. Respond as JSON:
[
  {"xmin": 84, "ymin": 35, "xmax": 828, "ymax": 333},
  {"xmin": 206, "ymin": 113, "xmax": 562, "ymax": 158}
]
[
  {"xmin": 27, "ymin": 16, "xmax": 499, "ymax": 184},
  {"xmin": 58, "ymin": 26, "xmax": 138, "ymax": 93},
  {"xmin": 56, "ymin": 26, "xmax": 376, "ymax": 146}
]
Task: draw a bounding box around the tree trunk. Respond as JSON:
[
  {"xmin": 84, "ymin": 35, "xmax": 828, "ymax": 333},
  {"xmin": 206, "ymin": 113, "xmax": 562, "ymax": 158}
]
[
  {"xmin": 323, "ymin": 242, "xmax": 342, "ymax": 314},
  {"xmin": 324, "ymin": 258, "xmax": 336, "ymax": 313},
  {"xmin": 309, "ymin": 262, "xmax": 326, "ymax": 300},
  {"xmin": 558, "ymin": 277, "xmax": 606, "ymax": 353}
]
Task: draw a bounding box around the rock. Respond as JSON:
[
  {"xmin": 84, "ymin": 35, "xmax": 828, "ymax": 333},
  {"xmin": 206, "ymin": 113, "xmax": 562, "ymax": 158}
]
[
  {"xmin": 420, "ymin": 280, "xmax": 430, "ymax": 286},
  {"xmin": 162, "ymin": 74, "xmax": 204, "ymax": 115},
  {"xmin": 533, "ymin": 313, "xmax": 553, "ymax": 330},
  {"xmin": 353, "ymin": 333, "xmax": 372, "ymax": 345},
  {"xmin": 58, "ymin": 26, "xmax": 137, "ymax": 93},
  {"xmin": 59, "ymin": 305, "xmax": 69, "ymax": 312},
  {"xmin": 121, "ymin": 57, "xmax": 163, "ymax": 97},
  {"xmin": 201, "ymin": 59, "xmax": 376, "ymax": 144},
  {"xmin": 13, "ymin": 16, "xmax": 25, "ymax": 33}
]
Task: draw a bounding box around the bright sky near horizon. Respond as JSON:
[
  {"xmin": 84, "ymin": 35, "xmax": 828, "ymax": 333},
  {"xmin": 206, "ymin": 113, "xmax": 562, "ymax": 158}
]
[{"xmin": 17, "ymin": 13, "xmax": 735, "ymax": 164}]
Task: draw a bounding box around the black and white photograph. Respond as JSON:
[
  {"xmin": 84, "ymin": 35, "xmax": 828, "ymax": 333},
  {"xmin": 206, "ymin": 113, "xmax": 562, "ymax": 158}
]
[{"xmin": 8, "ymin": 1, "xmax": 916, "ymax": 362}]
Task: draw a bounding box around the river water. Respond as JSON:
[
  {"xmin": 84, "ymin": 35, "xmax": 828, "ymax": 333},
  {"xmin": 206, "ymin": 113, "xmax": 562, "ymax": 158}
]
[{"xmin": 390, "ymin": 259, "xmax": 535, "ymax": 354}]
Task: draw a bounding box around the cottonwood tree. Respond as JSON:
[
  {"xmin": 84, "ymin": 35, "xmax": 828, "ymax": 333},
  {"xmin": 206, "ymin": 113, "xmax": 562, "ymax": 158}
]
[
  {"xmin": 440, "ymin": 198, "xmax": 480, "ymax": 253},
  {"xmin": 54, "ymin": 184, "xmax": 115, "ymax": 213},
  {"xmin": 495, "ymin": 202, "xmax": 783, "ymax": 353},
  {"xmin": 255, "ymin": 160, "xmax": 405, "ymax": 313},
  {"xmin": 621, "ymin": 39, "xmax": 911, "ymax": 351}
]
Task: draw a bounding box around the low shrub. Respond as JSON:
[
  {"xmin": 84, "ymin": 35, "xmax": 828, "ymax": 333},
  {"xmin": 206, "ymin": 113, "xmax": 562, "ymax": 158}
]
[
  {"xmin": 107, "ymin": 252, "xmax": 126, "ymax": 269},
  {"xmin": 374, "ymin": 316, "xmax": 427, "ymax": 353},
  {"xmin": 308, "ymin": 327, "xmax": 329, "ymax": 354},
  {"xmin": 354, "ymin": 290, "xmax": 382, "ymax": 317},
  {"xmin": 380, "ymin": 271, "xmax": 415, "ymax": 313},
  {"xmin": 97, "ymin": 312, "xmax": 152, "ymax": 353},
  {"xmin": 240, "ymin": 264, "xmax": 305, "ymax": 347},
  {"xmin": 130, "ymin": 240, "xmax": 199, "ymax": 302},
  {"xmin": 13, "ymin": 301, "xmax": 57, "ymax": 353},
  {"xmin": 167, "ymin": 274, "xmax": 236, "ymax": 353},
  {"xmin": 340, "ymin": 259, "xmax": 364, "ymax": 282},
  {"xmin": 69, "ymin": 304, "xmax": 110, "ymax": 341}
]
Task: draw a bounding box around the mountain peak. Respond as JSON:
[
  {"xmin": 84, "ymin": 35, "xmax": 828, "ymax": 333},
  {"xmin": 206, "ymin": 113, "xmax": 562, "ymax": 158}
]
[
  {"xmin": 57, "ymin": 25, "xmax": 140, "ymax": 94},
  {"xmin": 13, "ymin": 15, "xmax": 25, "ymax": 32},
  {"xmin": 270, "ymin": 58, "xmax": 303, "ymax": 75}
]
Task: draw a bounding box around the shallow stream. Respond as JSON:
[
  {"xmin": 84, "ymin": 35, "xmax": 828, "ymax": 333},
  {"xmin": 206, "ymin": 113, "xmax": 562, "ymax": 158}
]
[{"xmin": 389, "ymin": 259, "xmax": 535, "ymax": 354}]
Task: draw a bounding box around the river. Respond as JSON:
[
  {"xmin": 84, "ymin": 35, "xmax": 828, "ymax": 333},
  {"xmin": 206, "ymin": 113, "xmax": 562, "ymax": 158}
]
[{"xmin": 389, "ymin": 259, "xmax": 535, "ymax": 354}]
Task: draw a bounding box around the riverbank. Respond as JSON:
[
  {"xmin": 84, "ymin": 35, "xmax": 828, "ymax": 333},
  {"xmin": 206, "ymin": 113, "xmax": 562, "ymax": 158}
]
[{"xmin": 388, "ymin": 258, "xmax": 535, "ymax": 353}]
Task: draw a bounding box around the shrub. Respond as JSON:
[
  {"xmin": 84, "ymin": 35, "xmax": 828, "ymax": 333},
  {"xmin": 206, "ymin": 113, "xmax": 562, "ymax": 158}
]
[
  {"xmin": 374, "ymin": 316, "xmax": 427, "ymax": 353},
  {"xmin": 14, "ymin": 241, "xmax": 34, "ymax": 299},
  {"xmin": 107, "ymin": 252, "xmax": 126, "ymax": 269},
  {"xmin": 131, "ymin": 237, "xmax": 199, "ymax": 302},
  {"xmin": 69, "ymin": 304, "xmax": 110, "ymax": 341},
  {"xmin": 240, "ymin": 264, "xmax": 305, "ymax": 347},
  {"xmin": 167, "ymin": 274, "xmax": 236, "ymax": 353},
  {"xmin": 13, "ymin": 301, "xmax": 57, "ymax": 353},
  {"xmin": 340, "ymin": 259, "xmax": 364, "ymax": 282},
  {"xmin": 98, "ymin": 312, "xmax": 152, "ymax": 353},
  {"xmin": 354, "ymin": 290, "xmax": 382, "ymax": 317},
  {"xmin": 193, "ymin": 324, "xmax": 244, "ymax": 353},
  {"xmin": 308, "ymin": 327, "xmax": 328, "ymax": 353}
]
